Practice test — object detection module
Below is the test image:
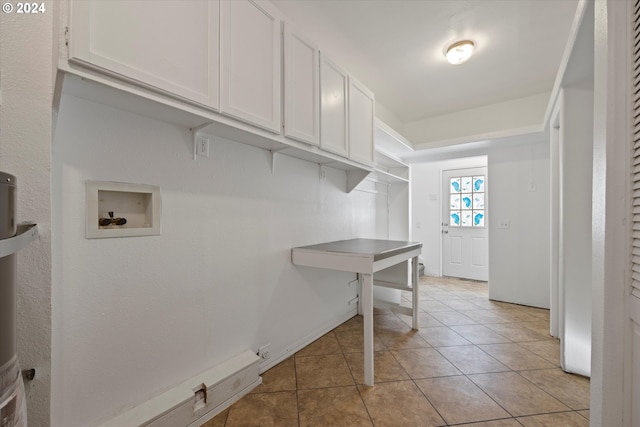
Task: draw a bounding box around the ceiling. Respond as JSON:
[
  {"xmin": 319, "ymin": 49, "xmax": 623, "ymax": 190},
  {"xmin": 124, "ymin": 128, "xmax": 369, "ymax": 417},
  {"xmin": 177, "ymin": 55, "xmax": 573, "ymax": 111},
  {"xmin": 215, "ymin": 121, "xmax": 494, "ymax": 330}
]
[{"xmin": 271, "ymin": 0, "xmax": 579, "ymax": 126}]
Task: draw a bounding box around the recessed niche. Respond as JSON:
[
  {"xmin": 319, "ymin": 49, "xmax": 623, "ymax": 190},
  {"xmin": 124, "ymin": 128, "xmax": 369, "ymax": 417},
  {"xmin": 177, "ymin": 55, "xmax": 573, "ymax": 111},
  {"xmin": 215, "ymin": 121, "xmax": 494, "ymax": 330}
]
[{"xmin": 86, "ymin": 181, "xmax": 161, "ymax": 239}]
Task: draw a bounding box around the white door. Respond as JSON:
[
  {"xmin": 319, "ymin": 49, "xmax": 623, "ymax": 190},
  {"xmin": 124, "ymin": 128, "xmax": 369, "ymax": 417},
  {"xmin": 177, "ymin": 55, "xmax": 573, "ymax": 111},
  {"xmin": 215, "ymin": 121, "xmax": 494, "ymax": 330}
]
[{"xmin": 442, "ymin": 168, "xmax": 488, "ymax": 281}]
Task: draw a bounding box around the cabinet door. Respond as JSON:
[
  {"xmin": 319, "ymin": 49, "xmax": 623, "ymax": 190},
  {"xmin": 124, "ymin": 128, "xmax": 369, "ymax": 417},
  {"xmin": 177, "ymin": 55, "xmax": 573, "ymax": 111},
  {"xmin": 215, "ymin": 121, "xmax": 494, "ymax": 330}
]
[
  {"xmin": 220, "ymin": 0, "xmax": 281, "ymax": 134},
  {"xmin": 69, "ymin": 0, "xmax": 219, "ymax": 110},
  {"xmin": 320, "ymin": 54, "xmax": 349, "ymax": 157},
  {"xmin": 348, "ymin": 78, "xmax": 375, "ymax": 166},
  {"xmin": 283, "ymin": 24, "xmax": 320, "ymax": 145}
]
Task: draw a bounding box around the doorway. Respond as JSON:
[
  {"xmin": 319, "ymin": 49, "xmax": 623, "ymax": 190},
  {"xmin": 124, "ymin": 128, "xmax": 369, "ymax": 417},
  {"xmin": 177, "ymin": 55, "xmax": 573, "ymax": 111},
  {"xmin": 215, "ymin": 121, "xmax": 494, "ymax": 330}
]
[{"xmin": 441, "ymin": 167, "xmax": 489, "ymax": 281}]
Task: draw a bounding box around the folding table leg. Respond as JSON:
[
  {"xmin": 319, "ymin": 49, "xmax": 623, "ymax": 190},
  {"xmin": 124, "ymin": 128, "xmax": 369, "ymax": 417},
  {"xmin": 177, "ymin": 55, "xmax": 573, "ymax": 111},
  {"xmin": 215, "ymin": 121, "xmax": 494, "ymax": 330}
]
[
  {"xmin": 362, "ymin": 272, "xmax": 374, "ymax": 386},
  {"xmin": 412, "ymin": 256, "xmax": 419, "ymax": 330}
]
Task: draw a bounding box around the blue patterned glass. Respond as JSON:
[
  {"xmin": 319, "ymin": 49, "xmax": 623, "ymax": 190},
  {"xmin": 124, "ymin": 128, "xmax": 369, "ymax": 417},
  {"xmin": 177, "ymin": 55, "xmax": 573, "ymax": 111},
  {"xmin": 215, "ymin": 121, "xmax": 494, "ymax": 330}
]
[
  {"xmin": 461, "ymin": 210, "xmax": 472, "ymax": 227},
  {"xmin": 449, "ymin": 175, "xmax": 486, "ymax": 227},
  {"xmin": 461, "ymin": 195, "xmax": 472, "ymax": 209},
  {"xmin": 450, "ymin": 212, "xmax": 460, "ymax": 226},
  {"xmin": 473, "ymin": 193, "xmax": 484, "ymax": 209},
  {"xmin": 450, "ymin": 178, "xmax": 461, "ymax": 193},
  {"xmin": 461, "ymin": 176, "xmax": 472, "ymax": 193},
  {"xmin": 473, "ymin": 211, "xmax": 485, "ymax": 226},
  {"xmin": 450, "ymin": 195, "xmax": 460, "ymax": 209},
  {"xmin": 473, "ymin": 176, "xmax": 485, "ymax": 192}
]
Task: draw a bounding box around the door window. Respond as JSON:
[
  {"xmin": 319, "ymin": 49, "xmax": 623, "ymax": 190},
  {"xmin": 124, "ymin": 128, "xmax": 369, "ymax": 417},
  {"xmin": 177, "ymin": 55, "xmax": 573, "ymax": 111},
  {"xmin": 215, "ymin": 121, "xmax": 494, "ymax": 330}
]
[{"xmin": 449, "ymin": 175, "xmax": 485, "ymax": 227}]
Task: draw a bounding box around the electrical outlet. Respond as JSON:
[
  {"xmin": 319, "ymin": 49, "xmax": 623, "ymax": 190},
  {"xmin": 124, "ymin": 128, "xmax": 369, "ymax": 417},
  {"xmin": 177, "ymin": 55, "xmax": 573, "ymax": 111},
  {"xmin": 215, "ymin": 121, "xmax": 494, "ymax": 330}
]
[
  {"xmin": 196, "ymin": 134, "xmax": 210, "ymax": 158},
  {"xmin": 498, "ymin": 219, "xmax": 510, "ymax": 229},
  {"xmin": 258, "ymin": 344, "xmax": 271, "ymax": 360}
]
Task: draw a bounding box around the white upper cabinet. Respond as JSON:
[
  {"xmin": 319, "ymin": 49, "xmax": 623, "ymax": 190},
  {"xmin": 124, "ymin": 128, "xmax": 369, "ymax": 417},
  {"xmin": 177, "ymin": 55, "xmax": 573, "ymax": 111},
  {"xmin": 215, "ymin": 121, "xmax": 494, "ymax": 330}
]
[
  {"xmin": 220, "ymin": 0, "xmax": 281, "ymax": 134},
  {"xmin": 320, "ymin": 54, "xmax": 349, "ymax": 158},
  {"xmin": 348, "ymin": 78, "xmax": 375, "ymax": 166},
  {"xmin": 69, "ymin": 0, "xmax": 219, "ymax": 110},
  {"xmin": 65, "ymin": 0, "xmax": 376, "ymax": 173},
  {"xmin": 283, "ymin": 24, "xmax": 320, "ymax": 146}
]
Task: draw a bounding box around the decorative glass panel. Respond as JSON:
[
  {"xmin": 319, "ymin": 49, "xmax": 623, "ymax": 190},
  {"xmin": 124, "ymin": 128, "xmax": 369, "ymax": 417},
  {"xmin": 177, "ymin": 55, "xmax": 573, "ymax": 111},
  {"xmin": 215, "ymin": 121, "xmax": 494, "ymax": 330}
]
[
  {"xmin": 448, "ymin": 174, "xmax": 486, "ymax": 227},
  {"xmin": 461, "ymin": 176, "xmax": 472, "ymax": 193},
  {"xmin": 461, "ymin": 194, "xmax": 472, "ymax": 209},
  {"xmin": 450, "ymin": 212, "xmax": 461, "ymax": 226},
  {"xmin": 450, "ymin": 195, "xmax": 460, "ymax": 209},
  {"xmin": 473, "ymin": 193, "xmax": 484, "ymax": 209},
  {"xmin": 473, "ymin": 210, "xmax": 485, "ymax": 226},
  {"xmin": 461, "ymin": 210, "xmax": 472, "ymax": 227},
  {"xmin": 450, "ymin": 178, "xmax": 461, "ymax": 193}
]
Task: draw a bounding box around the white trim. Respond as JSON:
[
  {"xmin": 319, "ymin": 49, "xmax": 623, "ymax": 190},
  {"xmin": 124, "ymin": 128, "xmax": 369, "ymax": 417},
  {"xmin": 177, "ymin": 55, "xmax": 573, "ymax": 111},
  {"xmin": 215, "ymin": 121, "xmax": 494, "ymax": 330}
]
[
  {"xmin": 543, "ymin": 0, "xmax": 590, "ymax": 129},
  {"xmin": 549, "ymin": 102, "xmax": 562, "ymax": 339},
  {"xmin": 412, "ymin": 124, "xmax": 543, "ymax": 152},
  {"xmin": 591, "ymin": 0, "xmax": 632, "ymax": 424}
]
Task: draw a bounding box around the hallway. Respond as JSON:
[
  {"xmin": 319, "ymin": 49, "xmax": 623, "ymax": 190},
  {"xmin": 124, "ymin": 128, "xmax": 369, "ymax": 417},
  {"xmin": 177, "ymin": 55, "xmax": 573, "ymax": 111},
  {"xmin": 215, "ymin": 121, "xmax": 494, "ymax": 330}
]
[{"xmin": 203, "ymin": 276, "xmax": 590, "ymax": 426}]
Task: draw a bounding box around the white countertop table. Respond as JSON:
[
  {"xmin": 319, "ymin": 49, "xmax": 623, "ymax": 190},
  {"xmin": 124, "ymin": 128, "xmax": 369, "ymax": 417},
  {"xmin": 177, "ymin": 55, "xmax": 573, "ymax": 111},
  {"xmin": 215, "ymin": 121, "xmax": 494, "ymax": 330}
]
[{"xmin": 292, "ymin": 238, "xmax": 422, "ymax": 385}]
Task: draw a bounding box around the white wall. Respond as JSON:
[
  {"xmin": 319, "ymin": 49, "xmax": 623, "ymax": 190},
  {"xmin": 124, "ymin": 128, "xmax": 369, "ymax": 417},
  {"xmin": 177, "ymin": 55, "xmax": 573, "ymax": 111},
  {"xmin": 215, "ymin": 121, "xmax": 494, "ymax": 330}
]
[
  {"xmin": 411, "ymin": 156, "xmax": 487, "ymax": 277},
  {"xmin": 0, "ymin": 4, "xmax": 54, "ymax": 426},
  {"xmin": 410, "ymin": 138, "xmax": 550, "ymax": 309},
  {"xmin": 487, "ymin": 139, "xmax": 551, "ymax": 309},
  {"xmin": 51, "ymin": 94, "xmax": 385, "ymax": 427}
]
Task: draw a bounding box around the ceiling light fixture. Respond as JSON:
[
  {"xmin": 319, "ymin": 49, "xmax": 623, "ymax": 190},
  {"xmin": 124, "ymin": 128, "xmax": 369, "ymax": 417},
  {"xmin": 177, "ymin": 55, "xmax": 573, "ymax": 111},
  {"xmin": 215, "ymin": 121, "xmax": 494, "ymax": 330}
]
[{"xmin": 445, "ymin": 40, "xmax": 475, "ymax": 65}]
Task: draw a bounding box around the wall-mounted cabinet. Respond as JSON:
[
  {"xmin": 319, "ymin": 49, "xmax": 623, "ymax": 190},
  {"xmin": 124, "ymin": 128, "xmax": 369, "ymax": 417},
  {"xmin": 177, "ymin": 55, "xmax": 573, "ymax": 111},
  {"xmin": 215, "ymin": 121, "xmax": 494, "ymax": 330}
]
[
  {"xmin": 319, "ymin": 54, "xmax": 349, "ymax": 158},
  {"xmin": 69, "ymin": 0, "xmax": 220, "ymax": 110},
  {"xmin": 220, "ymin": 0, "xmax": 281, "ymax": 134},
  {"xmin": 319, "ymin": 55, "xmax": 375, "ymax": 167},
  {"xmin": 283, "ymin": 24, "xmax": 320, "ymax": 146},
  {"xmin": 61, "ymin": 0, "xmax": 381, "ymax": 187},
  {"xmin": 348, "ymin": 78, "xmax": 375, "ymax": 166}
]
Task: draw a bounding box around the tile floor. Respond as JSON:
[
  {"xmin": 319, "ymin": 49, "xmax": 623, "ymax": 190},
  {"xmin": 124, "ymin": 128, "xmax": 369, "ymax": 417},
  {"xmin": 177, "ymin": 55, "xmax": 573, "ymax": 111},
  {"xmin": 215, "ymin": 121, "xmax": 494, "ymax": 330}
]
[{"xmin": 202, "ymin": 276, "xmax": 590, "ymax": 427}]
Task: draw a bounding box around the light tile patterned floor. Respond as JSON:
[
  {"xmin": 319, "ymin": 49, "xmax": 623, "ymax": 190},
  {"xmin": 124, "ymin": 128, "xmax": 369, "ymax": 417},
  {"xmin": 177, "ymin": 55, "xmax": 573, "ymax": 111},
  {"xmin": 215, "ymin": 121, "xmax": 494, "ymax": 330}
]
[{"xmin": 202, "ymin": 276, "xmax": 590, "ymax": 427}]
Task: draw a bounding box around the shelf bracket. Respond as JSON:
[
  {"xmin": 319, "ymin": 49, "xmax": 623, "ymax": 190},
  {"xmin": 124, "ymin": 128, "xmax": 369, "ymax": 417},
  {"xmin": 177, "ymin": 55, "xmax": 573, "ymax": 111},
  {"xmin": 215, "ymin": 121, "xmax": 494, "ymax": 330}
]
[
  {"xmin": 346, "ymin": 170, "xmax": 371, "ymax": 193},
  {"xmin": 190, "ymin": 122, "xmax": 213, "ymax": 160},
  {"xmin": 269, "ymin": 148, "xmax": 287, "ymax": 174},
  {"xmin": 270, "ymin": 150, "xmax": 277, "ymax": 174},
  {"xmin": 319, "ymin": 165, "xmax": 327, "ymax": 181}
]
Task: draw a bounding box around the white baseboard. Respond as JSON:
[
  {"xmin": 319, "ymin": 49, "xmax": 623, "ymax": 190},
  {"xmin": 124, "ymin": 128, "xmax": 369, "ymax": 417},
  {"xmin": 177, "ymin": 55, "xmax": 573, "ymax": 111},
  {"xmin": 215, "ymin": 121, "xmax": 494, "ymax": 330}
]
[
  {"xmin": 99, "ymin": 350, "xmax": 261, "ymax": 427},
  {"xmin": 185, "ymin": 378, "xmax": 261, "ymax": 427},
  {"xmin": 99, "ymin": 310, "xmax": 358, "ymax": 426},
  {"xmin": 258, "ymin": 309, "xmax": 357, "ymax": 372}
]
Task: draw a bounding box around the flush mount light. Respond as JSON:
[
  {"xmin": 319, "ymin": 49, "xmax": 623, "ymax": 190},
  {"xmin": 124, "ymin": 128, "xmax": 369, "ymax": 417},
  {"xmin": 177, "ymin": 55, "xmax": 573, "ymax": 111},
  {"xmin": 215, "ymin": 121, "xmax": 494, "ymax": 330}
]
[{"xmin": 445, "ymin": 40, "xmax": 475, "ymax": 65}]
